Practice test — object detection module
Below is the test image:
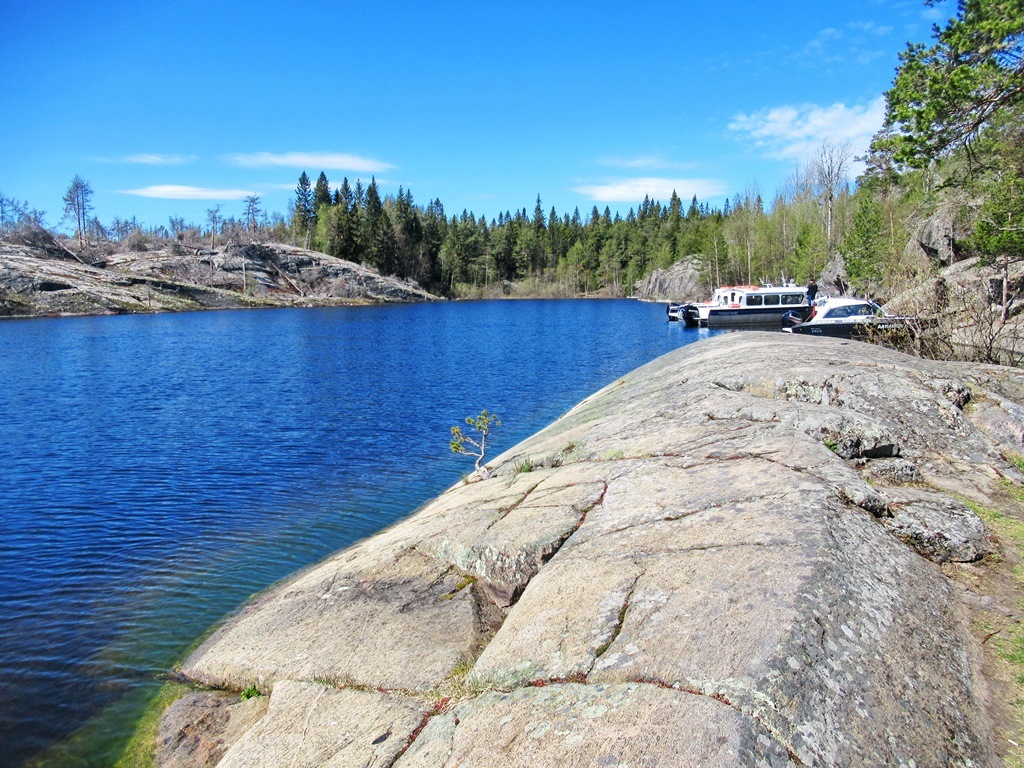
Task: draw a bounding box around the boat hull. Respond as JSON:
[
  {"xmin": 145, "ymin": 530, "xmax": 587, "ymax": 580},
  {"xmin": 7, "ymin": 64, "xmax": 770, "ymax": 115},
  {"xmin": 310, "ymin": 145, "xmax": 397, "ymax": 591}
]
[
  {"xmin": 787, "ymin": 318, "xmax": 910, "ymax": 339},
  {"xmin": 707, "ymin": 306, "xmax": 797, "ymax": 327}
]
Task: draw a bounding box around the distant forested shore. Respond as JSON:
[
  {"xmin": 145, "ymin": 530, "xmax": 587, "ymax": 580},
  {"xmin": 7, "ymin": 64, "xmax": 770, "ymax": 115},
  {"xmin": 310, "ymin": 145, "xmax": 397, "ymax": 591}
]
[{"xmin": 2, "ymin": 1, "xmax": 1022, "ymax": 355}]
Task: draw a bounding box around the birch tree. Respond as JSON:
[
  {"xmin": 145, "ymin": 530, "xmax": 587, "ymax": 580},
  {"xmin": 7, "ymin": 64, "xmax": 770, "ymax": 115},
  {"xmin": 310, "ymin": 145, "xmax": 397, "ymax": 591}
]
[{"xmin": 813, "ymin": 140, "xmax": 851, "ymax": 262}]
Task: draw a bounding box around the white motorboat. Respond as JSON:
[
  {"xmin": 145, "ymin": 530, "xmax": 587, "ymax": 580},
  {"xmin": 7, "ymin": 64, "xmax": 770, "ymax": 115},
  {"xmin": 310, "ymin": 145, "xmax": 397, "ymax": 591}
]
[
  {"xmin": 673, "ymin": 283, "xmax": 810, "ymax": 327},
  {"xmin": 783, "ymin": 297, "xmax": 911, "ymax": 339}
]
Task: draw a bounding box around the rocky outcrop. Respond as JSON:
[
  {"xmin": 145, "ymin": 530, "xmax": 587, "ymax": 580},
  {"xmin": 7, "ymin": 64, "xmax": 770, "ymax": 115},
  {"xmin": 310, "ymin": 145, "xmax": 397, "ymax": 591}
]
[
  {"xmin": 160, "ymin": 333, "xmax": 1024, "ymax": 767},
  {"xmin": 635, "ymin": 258, "xmax": 705, "ymax": 301},
  {"xmin": 0, "ymin": 239, "xmax": 438, "ymax": 317},
  {"xmin": 905, "ymin": 202, "xmax": 973, "ymax": 266},
  {"xmin": 818, "ymin": 250, "xmax": 850, "ymax": 297},
  {"xmin": 880, "ymin": 255, "xmax": 1024, "ymax": 363}
]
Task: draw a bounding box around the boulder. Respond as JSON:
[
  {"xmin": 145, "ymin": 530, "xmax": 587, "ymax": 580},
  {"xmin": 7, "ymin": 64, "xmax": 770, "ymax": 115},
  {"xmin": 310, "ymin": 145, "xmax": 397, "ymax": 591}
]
[
  {"xmin": 905, "ymin": 203, "xmax": 971, "ymax": 266},
  {"xmin": 157, "ymin": 692, "xmax": 267, "ymax": 768},
  {"xmin": 635, "ymin": 258, "xmax": 705, "ymax": 302},
  {"xmin": 818, "ymin": 250, "xmax": 849, "ymax": 297}
]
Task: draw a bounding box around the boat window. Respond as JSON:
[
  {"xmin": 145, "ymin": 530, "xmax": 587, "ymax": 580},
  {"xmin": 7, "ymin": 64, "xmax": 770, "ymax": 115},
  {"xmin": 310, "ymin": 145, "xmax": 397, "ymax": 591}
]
[
  {"xmin": 764, "ymin": 294, "xmax": 780, "ymax": 305},
  {"xmin": 782, "ymin": 294, "xmax": 803, "ymax": 305},
  {"xmin": 745, "ymin": 295, "xmax": 763, "ymax": 306},
  {"xmin": 825, "ymin": 303, "xmax": 876, "ymax": 319}
]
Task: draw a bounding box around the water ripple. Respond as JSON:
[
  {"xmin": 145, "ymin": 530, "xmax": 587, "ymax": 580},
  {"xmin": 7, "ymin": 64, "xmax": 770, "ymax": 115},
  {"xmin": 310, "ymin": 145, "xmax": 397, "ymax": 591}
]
[{"xmin": 0, "ymin": 300, "xmax": 718, "ymax": 765}]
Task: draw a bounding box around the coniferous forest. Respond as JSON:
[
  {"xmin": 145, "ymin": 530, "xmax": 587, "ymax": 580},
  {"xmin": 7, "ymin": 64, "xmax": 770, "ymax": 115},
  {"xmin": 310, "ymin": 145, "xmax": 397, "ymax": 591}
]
[
  {"xmin": 1, "ymin": 0, "xmax": 1021, "ymax": 316},
  {"xmin": 259, "ymin": 0, "xmax": 1024, "ymax": 305}
]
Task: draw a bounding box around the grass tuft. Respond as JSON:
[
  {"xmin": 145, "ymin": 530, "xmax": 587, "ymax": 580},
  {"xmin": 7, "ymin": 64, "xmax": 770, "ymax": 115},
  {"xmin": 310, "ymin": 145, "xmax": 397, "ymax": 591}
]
[
  {"xmin": 240, "ymin": 684, "xmax": 261, "ymax": 701},
  {"xmin": 1007, "ymin": 454, "xmax": 1024, "ymax": 475}
]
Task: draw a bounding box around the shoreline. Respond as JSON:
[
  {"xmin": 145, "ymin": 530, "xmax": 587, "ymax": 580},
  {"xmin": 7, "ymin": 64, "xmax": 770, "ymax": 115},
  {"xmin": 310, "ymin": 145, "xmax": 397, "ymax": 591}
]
[{"xmin": 152, "ymin": 332, "xmax": 1020, "ymax": 766}]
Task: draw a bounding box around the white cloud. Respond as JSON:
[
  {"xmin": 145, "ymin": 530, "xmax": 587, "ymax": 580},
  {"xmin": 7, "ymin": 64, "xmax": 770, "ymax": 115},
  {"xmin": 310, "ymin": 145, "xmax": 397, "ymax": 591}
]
[
  {"xmin": 728, "ymin": 97, "xmax": 886, "ymax": 164},
  {"xmin": 574, "ymin": 177, "xmax": 728, "ymax": 203},
  {"xmin": 122, "ymin": 153, "xmax": 198, "ymax": 165},
  {"xmin": 225, "ymin": 151, "xmax": 395, "ymax": 173},
  {"xmin": 817, "ymin": 27, "xmax": 844, "ymax": 42},
  {"xmin": 849, "ymin": 21, "xmax": 893, "ymax": 35},
  {"xmin": 922, "ymin": 1, "xmax": 955, "ymax": 22},
  {"xmin": 93, "ymin": 153, "xmax": 198, "ymax": 165},
  {"xmin": 121, "ymin": 185, "xmax": 255, "ymax": 200},
  {"xmin": 599, "ymin": 155, "xmax": 698, "ymax": 171}
]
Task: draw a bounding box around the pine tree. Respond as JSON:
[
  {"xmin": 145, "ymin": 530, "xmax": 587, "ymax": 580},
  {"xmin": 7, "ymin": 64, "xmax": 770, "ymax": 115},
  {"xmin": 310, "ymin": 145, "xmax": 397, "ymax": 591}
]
[
  {"xmin": 62, "ymin": 175, "xmax": 93, "ymax": 250},
  {"xmin": 845, "ymin": 195, "xmax": 886, "ymax": 294},
  {"xmin": 881, "ymin": 0, "xmax": 1024, "ymax": 166}
]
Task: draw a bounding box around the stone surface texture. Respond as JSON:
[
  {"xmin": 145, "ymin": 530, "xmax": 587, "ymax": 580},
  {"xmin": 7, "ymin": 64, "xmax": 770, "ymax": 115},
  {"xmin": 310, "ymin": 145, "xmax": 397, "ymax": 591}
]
[{"xmin": 164, "ymin": 332, "xmax": 1024, "ymax": 767}]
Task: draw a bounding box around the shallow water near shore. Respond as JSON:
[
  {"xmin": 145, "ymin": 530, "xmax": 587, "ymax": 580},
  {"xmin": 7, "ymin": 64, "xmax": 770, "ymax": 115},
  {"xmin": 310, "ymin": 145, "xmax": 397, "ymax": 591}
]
[{"xmin": 0, "ymin": 299, "xmax": 720, "ymax": 766}]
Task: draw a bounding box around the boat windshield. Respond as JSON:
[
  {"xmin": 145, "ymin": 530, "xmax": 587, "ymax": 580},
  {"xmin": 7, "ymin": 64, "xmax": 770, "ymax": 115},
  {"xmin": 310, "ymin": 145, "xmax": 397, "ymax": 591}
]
[{"xmin": 823, "ymin": 303, "xmax": 879, "ymax": 318}]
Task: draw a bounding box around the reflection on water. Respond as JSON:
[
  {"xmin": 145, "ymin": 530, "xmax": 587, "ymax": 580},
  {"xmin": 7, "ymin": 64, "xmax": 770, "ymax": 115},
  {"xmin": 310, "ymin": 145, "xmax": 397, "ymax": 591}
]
[{"xmin": 0, "ymin": 300, "xmax": 719, "ymax": 765}]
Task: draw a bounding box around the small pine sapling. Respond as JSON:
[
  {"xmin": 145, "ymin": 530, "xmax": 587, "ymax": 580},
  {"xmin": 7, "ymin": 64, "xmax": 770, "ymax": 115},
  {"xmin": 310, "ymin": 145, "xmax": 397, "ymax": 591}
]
[{"xmin": 450, "ymin": 410, "xmax": 501, "ymax": 474}]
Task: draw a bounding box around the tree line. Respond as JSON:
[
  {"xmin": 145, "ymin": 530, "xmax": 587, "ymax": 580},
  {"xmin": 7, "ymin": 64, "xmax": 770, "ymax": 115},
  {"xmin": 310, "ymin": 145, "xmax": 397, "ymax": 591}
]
[
  {"xmin": 2, "ymin": 1, "xmax": 1020, "ymax": 307},
  {"xmin": 283, "ymin": 164, "xmax": 856, "ymax": 299}
]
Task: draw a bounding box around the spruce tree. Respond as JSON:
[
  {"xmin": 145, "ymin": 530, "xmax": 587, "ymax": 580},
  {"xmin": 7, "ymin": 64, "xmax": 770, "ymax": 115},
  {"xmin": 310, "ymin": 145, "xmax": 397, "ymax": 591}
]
[
  {"xmin": 330, "ymin": 178, "xmax": 360, "ymax": 263},
  {"xmin": 314, "ymin": 172, "xmax": 332, "ymax": 210},
  {"xmin": 292, "ymin": 172, "xmax": 315, "ymax": 248}
]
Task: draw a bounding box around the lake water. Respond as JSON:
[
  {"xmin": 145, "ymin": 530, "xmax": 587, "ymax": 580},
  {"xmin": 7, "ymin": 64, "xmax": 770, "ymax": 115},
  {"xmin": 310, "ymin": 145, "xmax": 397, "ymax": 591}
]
[{"xmin": 0, "ymin": 299, "xmax": 720, "ymax": 766}]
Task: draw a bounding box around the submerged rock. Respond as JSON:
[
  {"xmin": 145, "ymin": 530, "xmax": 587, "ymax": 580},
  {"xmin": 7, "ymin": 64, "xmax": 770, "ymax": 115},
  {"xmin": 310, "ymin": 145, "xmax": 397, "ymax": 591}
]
[{"xmin": 163, "ymin": 332, "xmax": 1024, "ymax": 766}]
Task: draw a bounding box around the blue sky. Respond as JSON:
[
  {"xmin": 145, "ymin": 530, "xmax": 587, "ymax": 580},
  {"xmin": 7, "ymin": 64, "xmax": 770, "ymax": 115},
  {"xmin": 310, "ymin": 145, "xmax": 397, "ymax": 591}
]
[{"xmin": 1, "ymin": 0, "xmax": 953, "ymax": 231}]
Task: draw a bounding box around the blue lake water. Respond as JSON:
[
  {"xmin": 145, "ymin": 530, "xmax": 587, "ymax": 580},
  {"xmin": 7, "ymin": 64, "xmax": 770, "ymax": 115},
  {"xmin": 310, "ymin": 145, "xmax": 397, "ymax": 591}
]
[{"xmin": 0, "ymin": 299, "xmax": 720, "ymax": 766}]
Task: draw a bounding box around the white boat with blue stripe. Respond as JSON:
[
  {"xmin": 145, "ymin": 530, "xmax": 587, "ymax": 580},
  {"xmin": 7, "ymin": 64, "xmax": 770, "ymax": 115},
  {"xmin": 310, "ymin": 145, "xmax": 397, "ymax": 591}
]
[{"xmin": 674, "ymin": 283, "xmax": 810, "ymax": 328}]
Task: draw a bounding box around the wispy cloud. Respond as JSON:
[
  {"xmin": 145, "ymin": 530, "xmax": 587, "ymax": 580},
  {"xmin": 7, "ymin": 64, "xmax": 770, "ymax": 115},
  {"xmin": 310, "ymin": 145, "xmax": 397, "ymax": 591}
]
[
  {"xmin": 121, "ymin": 185, "xmax": 255, "ymax": 200},
  {"xmin": 813, "ymin": 27, "xmax": 844, "ymax": 44},
  {"xmin": 922, "ymin": 0, "xmax": 955, "ymax": 22},
  {"xmin": 94, "ymin": 153, "xmax": 199, "ymax": 165},
  {"xmin": 574, "ymin": 177, "xmax": 727, "ymax": 204},
  {"xmin": 123, "ymin": 153, "xmax": 198, "ymax": 165},
  {"xmin": 599, "ymin": 155, "xmax": 698, "ymax": 171},
  {"xmin": 225, "ymin": 151, "xmax": 395, "ymax": 173},
  {"xmin": 797, "ymin": 22, "xmax": 893, "ymax": 66},
  {"xmin": 728, "ymin": 97, "xmax": 886, "ymax": 164},
  {"xmin": 849, "ymin": 20, "xmax": 893, "ymax": 35}
]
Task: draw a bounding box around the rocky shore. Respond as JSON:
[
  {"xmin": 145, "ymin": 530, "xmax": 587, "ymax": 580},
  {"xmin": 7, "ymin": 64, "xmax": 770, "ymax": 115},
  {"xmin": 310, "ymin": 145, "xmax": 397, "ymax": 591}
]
[
  {"xmin": 0, "ymin": 237, "xmax": 438, "ymax": 318},
  {"xmin": 158, "ymin": 333, "xmax": 1024, "ymax": 766}
]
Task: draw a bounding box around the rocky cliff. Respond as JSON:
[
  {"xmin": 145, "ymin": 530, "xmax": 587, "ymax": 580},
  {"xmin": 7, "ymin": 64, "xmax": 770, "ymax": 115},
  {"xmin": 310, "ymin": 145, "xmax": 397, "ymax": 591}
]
[
  {"xmin": 0, "ymin": 237, "xmax": 438, "ymax": 317},
  {"xmin": 158, "ymin": 333, "xmax": 1024, "ymax": 767},
  {"xmin": 635, "ymin": 259, "xmax": 705, "ymax": 302}
]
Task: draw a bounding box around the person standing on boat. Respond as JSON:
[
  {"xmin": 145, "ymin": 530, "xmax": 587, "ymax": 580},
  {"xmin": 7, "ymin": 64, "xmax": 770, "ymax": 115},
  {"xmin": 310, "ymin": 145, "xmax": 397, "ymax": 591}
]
[{"xmin": 806, "ymin": 279, "xmax": 818, "ymax": 304}]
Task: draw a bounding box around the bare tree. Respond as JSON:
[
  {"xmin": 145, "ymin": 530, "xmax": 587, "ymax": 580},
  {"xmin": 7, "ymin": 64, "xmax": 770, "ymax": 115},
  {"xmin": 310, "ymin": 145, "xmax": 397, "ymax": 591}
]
[
  {"xmin": 0, "ymin": 192, "xmax": 43, "ymax": 236},
  {"xmin": 243, "ymin": 195, "xmax": 262, "ymax": 240},
  {"xmin": 62, "ymin": 175, "xmax": 93, "ymax": 250},
  {"xmin": 206, "ymin": 205, "xmax": 222, "ymax": 249},
  {"xmin": 883, "ymin": 267, "xmax": 1024, "ymax": 365},
  {"xmin": 813, "ymin": 140, "xmax": 851, "ymax": 261}
]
